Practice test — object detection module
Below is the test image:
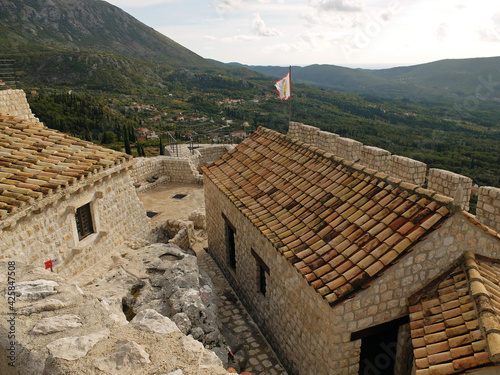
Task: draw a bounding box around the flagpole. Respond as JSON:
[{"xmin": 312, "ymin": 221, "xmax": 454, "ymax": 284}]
[{"xmin": 288, "ymin": 65, "xmax": 292, "ymax": 124}]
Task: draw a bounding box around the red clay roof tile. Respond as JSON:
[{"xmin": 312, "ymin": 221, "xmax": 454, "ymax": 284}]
[{"xmin": 203, "ymin": 127, "xmax": 456, "ymax": 305}]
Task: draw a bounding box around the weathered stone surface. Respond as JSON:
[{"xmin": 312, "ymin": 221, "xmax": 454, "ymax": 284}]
[
  {"xmin": 31, "ymin": 314, "xmax": 82, "ymax": 335},
  {"xmin": 189, "ymin": 210, "xmax": 206, "ymax": 229},
  {"xmin": 179, "ymin": 335, "xmax": 223, "ymax": 369},
  {"xmin": 93, "ymin": 340, "xmax": 151, "ymax": 375},
  {"xmin": 164, "ymin": 370, "xmax": 184, "ymax": 375},
  {"xmin": 172, "ymin": 312, "xmax": 191, "ymax": 335},
  {"xmin": 9, "ymin": 279, "xmax": 59, "ymax": 301},
  {"xmin": 131, "ymin": 309, "xmax": 180, "ymax": 334},
  {"xmin": 17, "ymin": 298, "xmax": 66, "ymax": 315},
  {"xmin": 47, "ymin": 329, "xmax": 110, "ymax": 361}
]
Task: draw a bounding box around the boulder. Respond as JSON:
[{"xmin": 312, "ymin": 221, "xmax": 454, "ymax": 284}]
[
  {"xmin": 31, "ymin": 314, "xmax": 82, "ymax": 335},
  {"xmin": 179, "ymin": 335, "xmax": 223, "ymax": 370},
  {"xmin": 17, "ymin": 298, "xmax": 65, "ymax": 315},
  {"xmin": 93, "ymin": 340, "xmax": 151, "ymax": 375},
  {"xmin": 8, "ymin": 279, "xmax": 58, "ymax": 301},
  {"xmin": 131, "ymin": 309, "xmax": 180, "ymax": 334},
  {"xmin": 46, "ymin": 329, "xmax": 110, "ymax": 360}
]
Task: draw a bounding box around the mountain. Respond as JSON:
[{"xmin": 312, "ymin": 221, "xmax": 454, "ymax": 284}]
[
  {"xmin": 243, "ymin": 57, "xmax": 500, "ymax": 101},
  {"xmin": 0, "ymin": 0, "xmax": 212, "ymax": 69}
]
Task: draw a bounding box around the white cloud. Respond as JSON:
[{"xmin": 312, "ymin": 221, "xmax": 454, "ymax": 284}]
[
  {"xmin": 221, "ymin": 35, "xmax": 261, "ymax": 42},
  {"xmin": 477, "ymin": 13, "xmax": 500, "ymax": 42},
  {"xmin": 204, "ymin": 35, "xmax": 217, "ymax": 40},
  {"xmin": 215, "ymin": 0, "xmax": 272, "ymax": 12},
  {"xmin": 252, "ymin": 13, "xmax": 282, "ymax": 37},
  {"xmin": 309, "ymin": 0, "xmax": 363, "ymax": 13},
  {"xmin": 435, "ymin": 23, "xmax": 449, "ymax": 42}
]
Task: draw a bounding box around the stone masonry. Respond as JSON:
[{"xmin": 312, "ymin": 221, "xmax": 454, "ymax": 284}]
[
  {"xmin": 288, "ymin": 122, "xmax": 473, "ymax": 210},
  {"xmin": 0, "ymin": 89, "xmax": 38, "ymax": 121},
  {"xmin": 0, "ymin": 165, "xmax": 149, "ymax": 277},
  {"xmin": 476, "ymin": 186, "xmax": 500, "ymax": 233},
  {"xmin": 204, "ymin": 175, "xmax": 500, "ymax": 375}
]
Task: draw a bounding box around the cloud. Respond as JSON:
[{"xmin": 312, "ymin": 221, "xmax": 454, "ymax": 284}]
[
  {"xmin": 477, "ymin": 13, "xmax": 500, "ymax": 42},
  {"xmin": 309, "ymin": 0, "xmax": 363, "ymax": 13},
  {"xmin": 252, "ymin": 13, "xmax": 282, "ymax": 37},
  {"xmin": 216, "ymin": 0, "xmax": 271, "ymax": 12},
  {"xmin": 435, "ymin": 23, "xmax": 449, "ymax": 42},
  {"xmin": 221, "ymin": 35, "xmax": 260, "ymax": 42},
  {"xmin": 204, "ymin": 35, "xmax": 217, "ymax": 41}
]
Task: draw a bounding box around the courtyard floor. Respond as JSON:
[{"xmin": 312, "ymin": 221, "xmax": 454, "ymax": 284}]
[{"xmin": 138, "ymin": 183, "xmax": 288, "ymax": 375}]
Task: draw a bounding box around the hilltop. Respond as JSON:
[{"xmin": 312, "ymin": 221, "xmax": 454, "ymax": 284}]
[{"xmin": 243, "ymin": 56, "xmax": 500, "ymax": 102}]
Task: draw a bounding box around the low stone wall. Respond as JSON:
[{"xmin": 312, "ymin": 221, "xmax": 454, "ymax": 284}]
[
  {"xmin": 360, "ymin": 145, "xmax": 391, "ymax": 173},
  {"xmin": 390, "ymin": 155, "xmax": 427, "ymax": 186},
  {"xmin": 150, "ymin": 219, "xmax": 194, "ymax": 251},
  {"xmin": 0, "ymin": 89, "xmax": 38, "ymax": 121},
  {"xmin": 427, "ymin": 168, "xmax": 473, "ymax": 211},
  {"xmin": 131, "ymin": 145, "xmax": 233, "ymax": 190},
  {"xmin": 287, "ymin": 122, "xmax": 474, "ymax": 211},
  {"xmin": 476, "ymin": 187, "xmax": 500, "ymax": 233}
]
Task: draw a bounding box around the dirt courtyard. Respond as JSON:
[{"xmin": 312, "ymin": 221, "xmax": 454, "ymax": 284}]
[{"xmin": 138, "ymin": 182, "xmax": 206, "ymax": 224}]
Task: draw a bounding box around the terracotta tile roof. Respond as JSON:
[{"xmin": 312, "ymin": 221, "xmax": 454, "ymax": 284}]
[
  {"xmin": 0, "ymin": 113, "xmax": 132, "ymax": 220},
  {"xmin": 409, "ymin": 252, "xmax": 500, "ymax": 375},
  {"xmin": 202, "ymin": 127, "xmax": 456, "ymax": 305}
]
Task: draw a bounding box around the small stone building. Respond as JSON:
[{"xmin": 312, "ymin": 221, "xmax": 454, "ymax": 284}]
[
  {"xmin": 202, "ymin": 127, "xmax": 500, "ymax": 375},
  {"xmin": 0, "ymin": 112, "xmax": 149, "ymax": 276}
]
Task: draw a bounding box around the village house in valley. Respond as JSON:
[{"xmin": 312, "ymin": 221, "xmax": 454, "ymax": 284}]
[
  {"xmin": 202, "ymin": 127, "xmax": 500, "ymax": 375},
  {"xmin": 0, "ymin": 90, "xmax": 149, "ymax": 276}
]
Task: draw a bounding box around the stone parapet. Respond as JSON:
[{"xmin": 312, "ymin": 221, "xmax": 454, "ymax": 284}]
[
  {"xmin": 427, "ymin": 168, "xmax": 473, "ymax": 211},
  {"xmin": 131, "ymin": 145, "xmax": 233, "ymax": 189},
  {"xmin": 335, "ymin": 136, "xmax": 363, "ymax": 162},
  {"xmin": 476, "ymin": 186, "xmax": 500, "ymax": 233},
  {"xmin": 361, "ymin": 145, "xmax": 392, "ymax": 173},
  {"xmin": 390, "ymin": 155, "xmax": 427, "ymax": 185},
  {"xmin": 0, "ymin": 89, "xmax": 38, "ymax": 122}
]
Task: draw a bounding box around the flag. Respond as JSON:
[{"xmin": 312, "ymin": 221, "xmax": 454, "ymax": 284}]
[{"xmin": 274, "ymin": 71, "xmax": 291, "ymax": 100}]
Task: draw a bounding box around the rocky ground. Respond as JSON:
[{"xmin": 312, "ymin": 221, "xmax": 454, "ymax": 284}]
[
  {"xmin": 0, "ymin": 242, "xmax": 230, "ymax": 375},
  {"xmin": 0, "ymin": 182, "xmax": 287, "ymax": 375}
]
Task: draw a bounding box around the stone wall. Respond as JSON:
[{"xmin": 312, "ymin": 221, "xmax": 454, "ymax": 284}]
[
  {"xmin": 287, "ymin": 122, "xmax": 473, "ymax": 210},
  {"xmin": 390, "ymin": 155, "xmax": 427, "ymax": 186},
  {"xmin": 131, "ymin": 145, "xmax": 233, "ymax": 191},
  {"xmin": 0, "ymin": 89, "xmax": 38, "ymax": 121},
  {"xmin": 360, "ymin": 145, "xmax": 391, "ymax": 173},
  {"xmin": 476, "ymin": 187, "xmax": 500, "ymax": 233},
  {"xmin": 0, "ymin": 165, "xmax": 149, "ymax": 277},
  {"xmin": 427, "ymin": 169, "xmax": 473, "ymax": 211},
  {"xmin": 205, "ymin": 177, "xmax": 500, "ymax": 375}
]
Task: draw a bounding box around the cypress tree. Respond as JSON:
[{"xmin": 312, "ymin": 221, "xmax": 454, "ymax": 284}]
[
  {"xmin": 124, "ymin": 126, "xmax": 132, "ymax": 155},
  {"xmin": 159, "ymin": 137, "xmax": 164, "ymax": 155}
]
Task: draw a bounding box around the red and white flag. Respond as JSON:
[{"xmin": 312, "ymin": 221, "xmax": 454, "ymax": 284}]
[{"xmin": 274, "ymin": 72, "xmax": 291, "ymax": 100}]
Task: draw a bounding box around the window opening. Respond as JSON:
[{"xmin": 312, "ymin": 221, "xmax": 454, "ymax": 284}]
[
  {"xmin": 75, "ymin": 203, "xmax": 94, "ymax": 240},
  {"xmin": 227, "ymin": 224, "xmax": 236, "ymax": 269},
  {"xmin": 259, "ymin": 264, "xmax": 267, "ymax": 296}
]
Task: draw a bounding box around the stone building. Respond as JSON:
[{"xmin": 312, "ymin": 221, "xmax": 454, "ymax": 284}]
[
  {"xmin": 0, "ymin": 104, "xmax": 149, "ymax": 276},
  {"xmin": 202, "ymin": 127, "xmax": 500, "ymax": 375}
]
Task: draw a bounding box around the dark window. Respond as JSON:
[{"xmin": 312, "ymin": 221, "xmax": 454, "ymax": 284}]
[
  {"xmin": 259, "ymin": 264, "xmax": 267, "ymax": 296},
  {"xmin": 227, "ymin": 224, "xmax": 236, "ymax": 269},
  {"xmin": 75, "ymin": 203, "xmax": 94, "ymax": 240},
  {"xmin": 251, "ymin": 249, "xmax": 270, "ymax": 297}
]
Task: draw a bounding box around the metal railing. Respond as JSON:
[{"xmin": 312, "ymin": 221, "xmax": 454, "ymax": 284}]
[{"xmin": 166, "ymin": 132, "xmax": 179, "ymax": 157}]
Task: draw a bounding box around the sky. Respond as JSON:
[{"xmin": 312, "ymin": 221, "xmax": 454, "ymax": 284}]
[{"xmin": 104, "ymin": 0, "xmax": 500, "ymax": 69}]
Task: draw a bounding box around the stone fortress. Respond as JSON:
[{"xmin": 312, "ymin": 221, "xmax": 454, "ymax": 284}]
[{"xmin": 1, "ymin": 88, "xmax": 500, "ymax": 375}]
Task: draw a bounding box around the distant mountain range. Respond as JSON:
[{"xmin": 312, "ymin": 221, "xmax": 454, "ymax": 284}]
[
  {"xmin": 1, "ymin": 0, "xmax": 499, "ymax": 105},
  {"xmin": 240, "ymin": 57, "xmax": 500, "ymax": 101}
]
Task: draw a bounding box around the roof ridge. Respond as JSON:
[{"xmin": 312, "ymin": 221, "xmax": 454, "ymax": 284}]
[
  {"xmin": 257, "ymin": 126, "xmax": 458, "ymax": 212},
  {"xmin": 464, "ymin": 252, "xmax": 500, "ymax": 363}
]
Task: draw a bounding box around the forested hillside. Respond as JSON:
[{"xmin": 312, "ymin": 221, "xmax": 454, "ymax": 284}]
[{"xmin": 1, "ymin": 0, "xmax": 499, "ymax": 188}]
